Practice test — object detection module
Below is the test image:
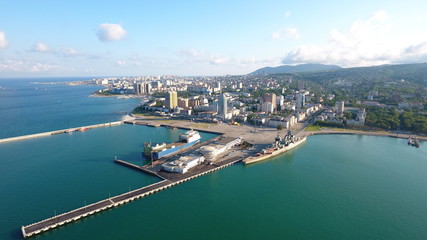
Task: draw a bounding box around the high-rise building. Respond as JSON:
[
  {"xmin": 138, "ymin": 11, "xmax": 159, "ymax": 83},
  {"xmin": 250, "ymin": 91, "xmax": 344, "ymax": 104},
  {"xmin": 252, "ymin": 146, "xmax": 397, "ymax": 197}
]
[
  {"xmin": 336, "ymin": 101, "xmax": 345, "ymax": 114},
  {"xmin": 298, "ymin": 80, "xmax": 305, "ymax": 90},
  {"xmin": 218, "ymin": 93, "xmax": 228, "ymax": 117},
  {"xmin": 133, "ymin": 83, "xmax": 147, "ymax": 94},
  {"xmin": 177, "ymin": 98, "xmax": 189, "ymax": 109},
  {"xmin": 165, "ymin": 91, "xmax": 178, "ymax": 109},
  {"xmin": 151, "ymin": 81, "xmax": 162, "ymax": 89},
  {"xmin": 263, "ymin": 93, "xmax": 277, "ymax": 112},
  {"xmin": 144, "ymin": 82, "xmax": 151, "ymax": 94},
  {"xmin": 296, "ymin": 93, "xmax": 305, "ymax": 109},
  {"xmin": 261, "ymin": 102, "xmax": 274, "ymax": 113},
  {"xmin": 188, "ymin": 98, "xmax": 200, "ymax": 108},
  {"xmin": 278, "ymin": 95, "xmax": 285, "ymax": 107},
  {"xmin": 133, "ymin": 83, "xmax": 141, "ymax": 95}
]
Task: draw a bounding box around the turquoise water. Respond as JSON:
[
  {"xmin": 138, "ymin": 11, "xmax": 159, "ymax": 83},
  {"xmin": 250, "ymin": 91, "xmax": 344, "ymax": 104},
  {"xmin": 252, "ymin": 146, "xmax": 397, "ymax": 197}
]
[
  {"xmin": 1, "ymin": 78, "xmax": 426, "ymax": 240},
  {"xmin": 1, "ymin": 133, "xmax": 426, "ymax": 240},
  {"xmin": 0, "ymin": 124, "xmax": 218, "ymax": 240},
  {"xmin": 0, "ymin": 77, "xmax": 139, "ymax": 138}
]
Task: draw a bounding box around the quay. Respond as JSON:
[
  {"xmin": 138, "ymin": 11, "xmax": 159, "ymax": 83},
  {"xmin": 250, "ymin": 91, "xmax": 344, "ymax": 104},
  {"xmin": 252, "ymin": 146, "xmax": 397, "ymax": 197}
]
[
  {"xmin": 114, "ymin": 159, "xmax": 164, "ymax": 178},
  {"xmin": 123, "ymin": 120, "xmax": 224, "ymax": 135},
  {"xmin": 21, "ymin": 155, "xmax": 243, "ymax": 238},
  {"xmin": 0, "ymin": 121, "xmax": 123, "ymax": 144}
]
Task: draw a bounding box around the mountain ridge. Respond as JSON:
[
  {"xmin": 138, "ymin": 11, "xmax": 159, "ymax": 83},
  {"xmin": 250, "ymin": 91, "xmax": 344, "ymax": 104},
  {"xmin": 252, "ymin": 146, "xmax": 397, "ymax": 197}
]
[{"xmin": 250, "ymin": 63, "xmax": 342, "ymax": 75}]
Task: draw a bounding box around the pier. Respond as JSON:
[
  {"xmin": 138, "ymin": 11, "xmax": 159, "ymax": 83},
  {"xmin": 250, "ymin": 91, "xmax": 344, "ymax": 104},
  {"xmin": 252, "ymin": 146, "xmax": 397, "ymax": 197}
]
[
  {"xmin": 0, "ymin": 121, "xmax": 123, "ymax": 144},
  {"xmin": 114, "ymin": 159, "xmax": 164, "ymax": 178},
  {"xmin": 21, "ymin": 156, "xmax": 243, "ymax": 238}
]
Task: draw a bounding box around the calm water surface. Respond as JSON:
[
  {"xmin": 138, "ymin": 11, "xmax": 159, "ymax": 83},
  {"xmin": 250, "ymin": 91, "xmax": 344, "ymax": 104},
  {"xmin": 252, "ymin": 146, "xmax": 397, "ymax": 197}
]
[
  {"xmin": 0, "ymin": 78, "xmax": 426, "ymax": 240},
  {"xmin": 0, "ymin": 77, "xmax": 139, "ymax": 138}
]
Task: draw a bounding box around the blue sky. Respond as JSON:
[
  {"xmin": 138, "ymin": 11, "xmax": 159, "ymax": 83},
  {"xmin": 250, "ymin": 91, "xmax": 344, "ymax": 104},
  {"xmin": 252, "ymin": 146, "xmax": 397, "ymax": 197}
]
[{"xmin": 1, "ymin": 0, "xmax": 427, "ymax": 77}]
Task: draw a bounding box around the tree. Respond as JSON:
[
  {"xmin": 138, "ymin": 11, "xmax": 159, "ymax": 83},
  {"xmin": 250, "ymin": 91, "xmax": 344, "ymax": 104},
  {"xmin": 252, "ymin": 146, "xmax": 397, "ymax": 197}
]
[{"xmin": 277, "ymin": 124, "xmax": 284, "ymax": 130}]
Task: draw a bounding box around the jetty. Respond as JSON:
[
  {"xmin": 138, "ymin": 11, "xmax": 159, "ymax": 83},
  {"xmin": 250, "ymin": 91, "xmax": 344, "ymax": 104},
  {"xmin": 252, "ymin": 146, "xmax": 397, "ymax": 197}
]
[
  {"xmin": 0, "ymin": 121, "xmax": 123, "ymax": 144},
  {"xmin": 21, "ymin": 156, "xmax": 243, "ymax": 238}
]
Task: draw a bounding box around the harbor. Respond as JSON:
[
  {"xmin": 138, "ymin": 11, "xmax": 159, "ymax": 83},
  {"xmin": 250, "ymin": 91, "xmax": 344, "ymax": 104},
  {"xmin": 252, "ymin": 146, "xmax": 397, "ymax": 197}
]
[
  {"xmin": 22, "ymin": 153, "xmax": 243, "ymax": 238},
  {"xmin": 21, "ymin": 124, "xmax": 247, "ymax": 238},
  {"xmin": 17, "ymin": 118, "xmax": 425, "ymax": 238}
]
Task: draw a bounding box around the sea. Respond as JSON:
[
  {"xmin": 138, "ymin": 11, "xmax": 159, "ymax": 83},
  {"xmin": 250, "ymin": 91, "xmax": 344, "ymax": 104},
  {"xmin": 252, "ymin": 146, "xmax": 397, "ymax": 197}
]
[{"xmin": 0, "ymin": 78, "xmax": 426, "ymax": 240}]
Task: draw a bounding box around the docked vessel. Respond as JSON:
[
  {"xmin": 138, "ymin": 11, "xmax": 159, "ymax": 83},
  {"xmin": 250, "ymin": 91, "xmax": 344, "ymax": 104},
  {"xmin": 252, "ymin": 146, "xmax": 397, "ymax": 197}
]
[
  {"xmin": 408, "ymin": 137, "xmax": 420, "ymax": 148},
  {"xmin": 243, "ymin": 130, "xmax": 306, "ymax": 165},
  {"xmin": 143, "ymin": 130, "xmax": 201, "ymax": 160}
]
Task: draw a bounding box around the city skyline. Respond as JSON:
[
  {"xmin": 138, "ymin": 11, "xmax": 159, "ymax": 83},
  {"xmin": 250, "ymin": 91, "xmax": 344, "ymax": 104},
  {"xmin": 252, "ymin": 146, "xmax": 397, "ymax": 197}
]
[{"xmin": 1, "ymin": 0, "xmax": 427, "ymax": 77}]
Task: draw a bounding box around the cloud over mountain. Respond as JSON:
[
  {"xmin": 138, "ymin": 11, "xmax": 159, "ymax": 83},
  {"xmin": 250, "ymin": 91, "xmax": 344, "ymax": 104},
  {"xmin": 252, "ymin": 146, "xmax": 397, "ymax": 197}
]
[{"xmin": 282, "ymin": 11, "xmax": 427, "ymax": 67}]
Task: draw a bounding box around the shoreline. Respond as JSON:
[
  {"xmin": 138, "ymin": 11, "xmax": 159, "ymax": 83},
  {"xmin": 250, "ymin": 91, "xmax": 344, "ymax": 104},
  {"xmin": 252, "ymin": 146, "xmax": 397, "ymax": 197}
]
[
  {"xmin": 302, "ymin": 128, "xmax": 427, "ymax": 141},
  {"xmin": 2, "ymin": 116, "xmax": 425, "ymax": 145}
]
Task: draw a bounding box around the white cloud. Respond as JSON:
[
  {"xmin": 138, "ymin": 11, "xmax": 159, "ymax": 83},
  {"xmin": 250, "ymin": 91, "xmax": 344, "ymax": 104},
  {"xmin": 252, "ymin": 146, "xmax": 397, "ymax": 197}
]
[
  {"xmin": 240, "ymin": 56, "xmax": 281, "ymax": 66},
  {"xmin": 177, "ymin": 48, "xmax": 206, "ymax": 61},
  {"xmin": 284, "ymin": 11, "xmax": 291, "ymax": 19},
  {"xmin": 272, "ymin": 27, "xmax": 300, "ymax": 40},
  {"xmin": 0, "ymin": 31, "xmax": 7, "ymax": 49},
  {"xmin": 272, "ymin": 32, "xmax": 281, "ymax": 40},
  {"xmin": 32, "ymin": 42, "xmax": 51, "ymax": 52},
  {"xmin": 62, "ymin": 48, "xmax": 80, "ymax": 57},
  {"xmin": 116, "ymin": 60, "xmax": 126, "ymax": 66},
  {"xmin": 241, "ymin": 56, "xmax": 257, "ymax": 64},
  {"xmin": 97, "ymin": 23, "xmax": 127, "ymax": 42},
  {"xmin": 0, "ymin": 59, "xmax": 58, "ymax": 72},
  {"xmin": 282, "ymin": 11, "xmax": 427, "ymax": 67},
  {"xmin": 285, "ymin": 27, "xmax": 300, "ymax": 39},
  {"xmin": 178, "ymin": 48, "xmax": 229, "ymax": 65},
  {"xmin": 210, "ymin": 54, "xmax": 229, "ymax": 65}
]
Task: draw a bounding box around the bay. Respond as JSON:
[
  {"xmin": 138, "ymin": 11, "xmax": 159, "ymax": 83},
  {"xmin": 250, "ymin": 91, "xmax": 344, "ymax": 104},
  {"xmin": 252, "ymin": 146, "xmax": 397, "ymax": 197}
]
[
  {"xmin": 1, "ymin": 78, "xmax": 426, "ymax": 240},
  {"xmin": 0, "ymin": 77, "xmax": 139, "ymax": 139}
]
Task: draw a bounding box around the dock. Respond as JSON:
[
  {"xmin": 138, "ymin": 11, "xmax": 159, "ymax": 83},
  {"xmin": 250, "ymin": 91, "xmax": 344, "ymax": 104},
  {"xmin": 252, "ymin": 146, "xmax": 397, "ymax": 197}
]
[
  {"xmin": 21, "ymin": 156, "xmax": 243, "ymax": 238},
  {"xmin": 0, "ymin": 121, "xmax": 123, "ymax": 144},
  {"xmin": 114, "ymin": 159, "xmax": 164, "ymax": 178}
]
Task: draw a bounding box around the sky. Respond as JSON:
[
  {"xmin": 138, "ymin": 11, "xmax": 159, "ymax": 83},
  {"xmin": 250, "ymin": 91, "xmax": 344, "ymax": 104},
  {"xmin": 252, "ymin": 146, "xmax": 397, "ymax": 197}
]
[{"xmin": 1, "ymin": 0, "xmax": 427, "ymax": 77}]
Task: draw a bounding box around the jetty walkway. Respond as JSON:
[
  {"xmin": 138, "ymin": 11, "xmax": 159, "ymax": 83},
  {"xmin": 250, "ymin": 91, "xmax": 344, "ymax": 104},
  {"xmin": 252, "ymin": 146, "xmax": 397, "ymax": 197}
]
[
  {"xmin": 21, "ymin": 156, "xmax": 243, "ymax": 238},
  {"xmin": 0, "ymin": 121, "xmax": 123, "ymax": 144}
]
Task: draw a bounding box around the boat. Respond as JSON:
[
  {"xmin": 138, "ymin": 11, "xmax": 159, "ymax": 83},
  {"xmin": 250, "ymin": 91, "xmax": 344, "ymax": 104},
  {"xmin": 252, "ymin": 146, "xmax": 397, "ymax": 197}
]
[
  {"xmin": 143, "ymin": 130, "xmax": 201, "ymax": 160},
  {"xmin": 243, "ymin": 130, "xmax": 306, "ymax": 165},
  {"xmin": 408, "ymin": 137, "xmax": 420, "ymax": 148}
]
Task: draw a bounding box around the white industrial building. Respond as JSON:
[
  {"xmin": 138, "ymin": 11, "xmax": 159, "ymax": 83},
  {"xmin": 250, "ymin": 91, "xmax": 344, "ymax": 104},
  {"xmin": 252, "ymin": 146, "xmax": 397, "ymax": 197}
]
[
  {"xmin": 162, "ymin": 154, "xmax": 205, "ymax": 174},
  {"xmin": 199, "ymin": 137, "xmax": 242, "ymax": 163}
]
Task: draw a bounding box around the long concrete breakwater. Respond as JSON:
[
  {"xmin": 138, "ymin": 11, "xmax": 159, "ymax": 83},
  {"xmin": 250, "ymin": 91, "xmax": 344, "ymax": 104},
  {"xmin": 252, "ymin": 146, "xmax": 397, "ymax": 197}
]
[
  {"xmin": 21, "ymin": 156, "xmax": 243, "ymax": 238},
  {"xmin": 0, "ymin": 121, "xmax": 123, "ymax": 144}
]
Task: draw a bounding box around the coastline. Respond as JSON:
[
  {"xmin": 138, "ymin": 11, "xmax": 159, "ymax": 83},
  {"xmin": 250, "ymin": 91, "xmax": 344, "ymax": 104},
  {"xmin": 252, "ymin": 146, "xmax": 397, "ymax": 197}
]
[
  {"xmin": 302, "ymin": 128, "xmax": 427, "ymax": 141},
  {"xmin": 89, "ymin": 93, "xmax": 142, "ymax": 98},
  {"xmin": 127, "ymin": 116, "xmax": 427, "ymax": 142}
]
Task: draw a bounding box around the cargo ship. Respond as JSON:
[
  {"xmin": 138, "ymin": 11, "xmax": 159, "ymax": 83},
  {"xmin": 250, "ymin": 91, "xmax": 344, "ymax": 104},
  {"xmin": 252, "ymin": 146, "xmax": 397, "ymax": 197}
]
[
  {"xmin": 243, "ymin": 130, "xmax": 306, "ymax": 165},
  {"xmin": 143, "ymin": 130, "xmax": 201, "ymax": 160}
]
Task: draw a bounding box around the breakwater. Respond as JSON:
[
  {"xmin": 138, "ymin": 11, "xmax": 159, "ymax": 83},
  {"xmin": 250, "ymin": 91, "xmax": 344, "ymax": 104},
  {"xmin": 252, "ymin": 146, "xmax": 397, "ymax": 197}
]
[
  {"xmin": 123, "ymin": 120, "xmax": 224, "ymax": 135},
  {"xmin": 0, "ymin": 121, "xmax": 123, "ymax": 144},
  {"xmin": 21, "ymin": 156, "xmax": 243, "ymax": 238}
]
